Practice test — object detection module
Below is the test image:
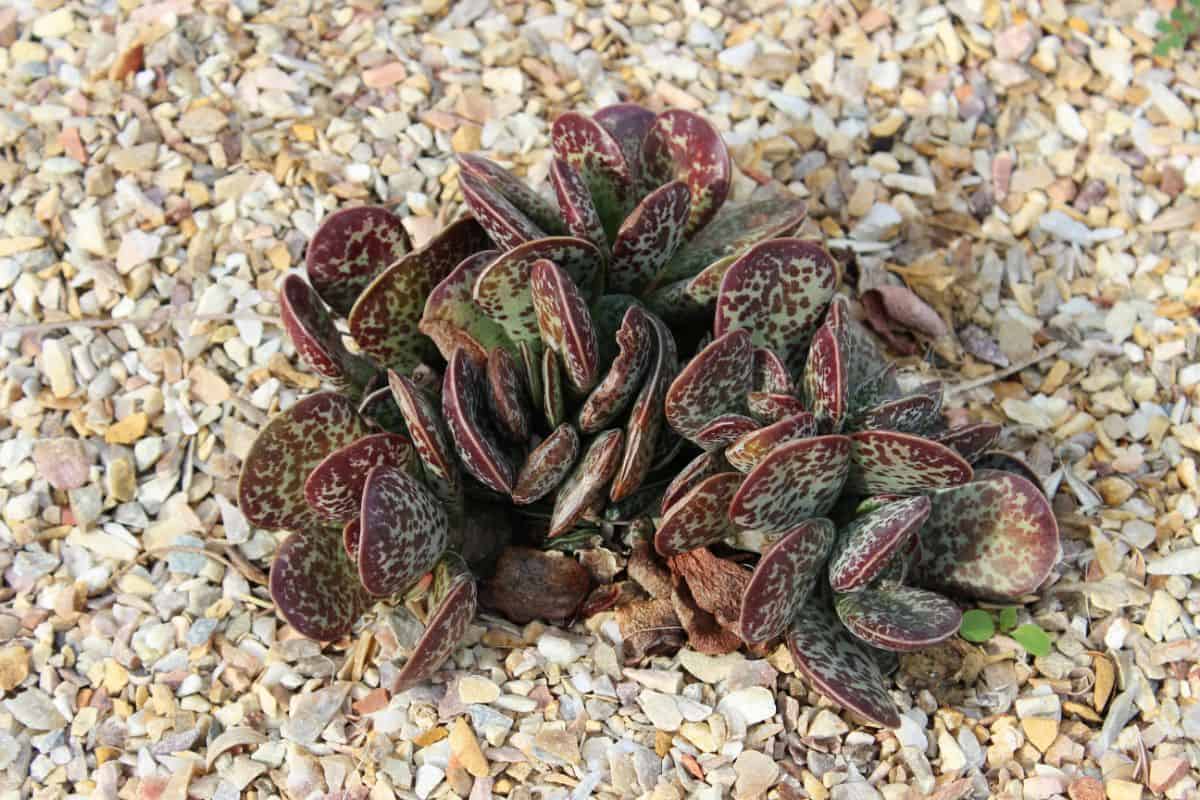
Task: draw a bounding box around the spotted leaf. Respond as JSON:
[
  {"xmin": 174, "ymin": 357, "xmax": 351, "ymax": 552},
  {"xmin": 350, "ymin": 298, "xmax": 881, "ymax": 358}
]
[
  {"xmin": 457, "ymin": 153, "xmax": 563, "ymax": 234},
  {"xmin": 973, "ymin": 452, "xmax": 1045, "ymax": 492},
  {"xmin": 542, "ymin": 348, "xmax": 566, "ymax": 428},
  {"xmin": 238, "ymin": 392, "xmax": 370, "ymax": 531},
  {"xmin": 835, "ymin": 586, "xmax": 962, "ymax": 652},
  {"xmin": 785, "ymin": 600, "xmax": 901, "ymax": 728},
  {"xmin": 846, "ymin": 431, "xmax": 973, "ymax": 495},
  {"xmin": 419, "ymin": 249, "xmax": 510, "ymax": 363},
  {"xmin": 388, "ymin": 371, "xmax": 461, "ymax": 508},
  {"xmin": 270, "ymin": 528, "xmax": 366, "ymax": 641},
  {"xmin": 305, "ymin": 205, "xmax": 411, "ymax": 316},
  {"xmin": 728, "ymin": 435, "xmax": 851, "ymax": 532},
  {"xmin": 530, "ymin": 259, "xmax": 599, "ymax": 394},
  {"xmin": 551, "ymin": 111, "xmax": 632, "ymax": 238},
  {"xmin": 305, "ymin": 433, "xmax": 415, "ymax": 523},
  {"xmin": 343, "ymin": 517, "xmax": 361, "ymax": 561},
  {"xmin": 739, "ymin": 518, "xmax": 835, "ymax": 644},
  {"xmin": 549, "ymin": 429, "xmax": 624, "ymax": 537},
  {"xmin": 850, "ymin": 382, "xmax": 944, "ymax": 435},
  {"xmin": 442, "ymin": 349, "xmax": 516, "ymax": 495},
  {"xmin": 714, "ymin": 239, "xmax": 839, "ymax": 374},
  {"xmin": 932, "ymin": 423, "xmax": 1002, "ymax": 464},
  {"xmin": 280, "ymin": 274, "xmax": 374, "ymax": 389},
  {"xmin": 664, "ymin": 329, "xmax": 753, "ymax": 441},
  {"xmin": 725, "ymin": 411, "xmax": 817, "ymax": 473},
  {"xmin": 458, "ymin": 168, "xmax": 544, "ymax": 250},
  {"xmin": 747, "ymin": 392, "xmax": 807, "ymax": 425},
  {"xmin": 753, "ymin": 347, "xmax": 793, "ymax": 395},
  {"xmin": 828, "ymin": 495, "xmax": 930, "ymax": 592},
  {"xmin": 392, "ymin": 562, "xmax": 477, "ymax": 693},
  {"xmin": 512, "ymin": 423, "xmax": 580, "ymax": 505},
  {"xmin": 653, "ymin": 472, "xmax": 742, "ymax": 557},
  {"xmin": 641, "ymin": 110, "xmax": 731, "ymax": 237},
  {"xmin": 359, "ymin": 384, "xmax": 408, "ymax": 434},
  {"xmin": 694, "ymin": 414, "xmax": 760, "ymax": 451},
  {"xmin": 824, "ymin": 297, "xmax": 903, "ymax": 416},
  {"xmin": 579, "ymin": 304, "xmax": 653, "ymax": 433},
  {"xmin": 608, "ymin": 181, "xmax": 691, "ymax": 295},
  {"xmin": 660, "ymin": 451, "xmax": 728, "ymax": 515},
  {"xmin": 358, "ymin": 465, "xmax": 447, "ymax": 597},
  {"xmin": 918, "ymin": 472, "xmax": 1059, "ymax": 600},
  {"xmin": 593, "ymin": 102, "xmax": 656, "ymax": 185},
  {"xmin": 611, "ymin": 313, "xmax": 678, "ymax": 501},
  {"xmin": 486, "ymin": 347, "xmax": 532, "ymax": 443},
  {"xmin": 550, "ymin": 158, "xmax": 608, "ymax": 256},
  {"xmin": 802, "ymin": 322, "xmax": 847, "ymax": 433},
  {"xmin": 643, "ymin": 253, "xmax": 739, "ymax": 322}
]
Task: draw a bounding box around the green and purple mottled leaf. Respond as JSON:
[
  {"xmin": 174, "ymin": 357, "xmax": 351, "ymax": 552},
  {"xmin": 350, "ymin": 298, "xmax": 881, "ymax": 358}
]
[
  {"xmin": 641, "ymin": 109, "xmax": 730, "ymax": 238},
  {"xmin": 279, "ymin": 274, "xmax": 372, "ymax": 388},
  {"xmin": 728, "ymin": 435, "xmax": 851, "ymax": 532},
  {"xmin": 664, "ymin": 329, "xmax": 753, "ymax": 441},
  {"xmin": 739, "ymin": 518, "xmax": 835, "ymax": 644},
  {"xmin": 593, "ymin": 103, "xmax": 656, "ymax": 186},
  {"xmin": 785, "ymin": 601, "xmax": 901, "ymax": 728},
  {"xmin": 643, "ymin": 253, "xmax": 738, "ymax": 322},
  {"xmin": 388, "ymin": 371, "xmax": 462, "ymax": 508},
  {"xmin": 802, "ymin": 322, "xmax": 847, "ymax": 433},
  {"xmin": 512, "ymin": 423, "xmax": 580, "ymax": 505},
  {"xmin": 305, "ymin": 432, "xmax": 415, "ymax": 522},
  {"xmin": 661, "ymin": 451, "xmax": 728, "ymax": 515},
  {"xmin": 419, "ymin": 249, "xmax": 509, "ymax": 363},
  {"xmin": 846, "ymin": 430, "xmax": 973, "ymax": 495},
  {"xmin": 350, "ymin": 216, "xmax": 490, "ymax": 371},
  {"xmin": 828, "ymin": 495, "xmax": 930, "ymax": 592},
  {"xmin": 590, "ymin": 294, "xmax": 640, "ymax": 361},
  {"xmin": 518, "ymin": 339, "xmax": 543, "ymax": 413},
  {"xmin": 238, "ymin": 392, "xmax": 370, "ymax": 531},
  {"xmin": 726, "ymin": 411, "xmax": 817, "ymax": 473},
  {"xmin": 608, "ymin": 181, "xmax": 691, "ymax": 295},
  {"xmin": 549, "ymin": 157, "xmax": 608, "ymax": 256},
  {"xmin": 973, "ymin": 452, "xmax": 1045, "ymax": 493},
  {"xmin": 932, "ymin": 423, "xmax": 1002, "ymax": 464},
  {"xmin": 458, "ymin": 168, "xmax": 544, "ymax": 250},
  {"xmin": 611, "ymin": 313, "xmax": 678, "ymax": 502},
  {"xmin": 472, "ymin": 236, "xmax": 601, "ymax": 349},
  {"xmin": 549, "ymin": 429, "xmax": 624, "ymax": 537},
  {"xmin": 653, "ymin": 472, "xmax": 742, "ymax": 557},
  {"xmin": 359, "ymin": 465, "xmax": 447, "ymax": 597},
  {"xmin": 747, "ymin": 392, "xmax": 807, "ymax": 425},
  {"xmin": 551, "ymin": 111, "xmax": 632, "ymax": 237},
  {"xmin": 442, "ymin": 349, "xmax": 516, "ymax": 495},
  {"xmin": 392, "ymin": 563, "xmax": 477, "ymax": 693},
  {"xmin": 851, "ymin": 382, "xmax": 944, "ymax": 435},
  {"xmin": 918, "ymin": 472, "xmax": 1059, "ymax": 600},
  {"xmin": 305, "ymin": 205, "xmax": 411, "ymax": 316},
  {"xmin": 542, "ymin": 348, "xmax": 566, "ymax": 428},
  {"xmin": 530, "ymin": 259, "xmax": 599, "ymax": 394},
  {"xmin": 457, "ymin": 153, "xmax": 564, "ymax": 234},
  {"xmin": 835, "ymin": 586, "xmax": 962, "ymax": 652},
  {"xmin": 271, "ymin": 527, "xmax": 366, "ymax": 641},
  {"xmin": 343, "ymin": 517, "xmax": 361, "ymax": 561},
  {"xmin": 359, "ymin": 384, "xmax": 408, "ymax": 434},
  {"xmin": 486, "ymin": 346, "xmax": 531, "ymax": 443},
  {"xmin": 694, "ymin": 414, "xmax": 760, "ymax": 451},
  {"xmin": 753, "ymin": 347, "xmax": 793, "ymax": 395},
  {"xmin": 714, "ymin": 239, "xmax": 838, "ymax": 374},
  {"xmin": 657, "ymin": 193, "xmax": 807, "ymax": 285},
  {"xmin": 823, "ymin": 297, "xmax": 903, "ymax": 416},
  {"xmin": 580, "ymin": 304, "xmax": 652, "ymax": 433}
]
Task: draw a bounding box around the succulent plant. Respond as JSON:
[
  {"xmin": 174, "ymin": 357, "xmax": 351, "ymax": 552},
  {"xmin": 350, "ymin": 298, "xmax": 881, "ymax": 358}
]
[{"xmin": 238, "ymin": 103, "xmax": 1059, "ymax": 721}]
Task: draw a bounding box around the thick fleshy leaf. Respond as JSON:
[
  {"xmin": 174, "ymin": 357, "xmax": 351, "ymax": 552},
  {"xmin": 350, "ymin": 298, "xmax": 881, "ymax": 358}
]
[
  {"xmin": 828, "ymin": 496, "xmax": 930, "ymax": 592},
  {"xmin": 518, "ymin": 339, "xmax": 543, "ymax": 413},
  {"xmin": 542, "ymin": 348, "xmax": 566, "ymax": 428},
  {"xmin": 305, "ymin": 433, "xmax": 415, "ymax": 522},
  {"xmin": 653, "ymin": 472, "xmax": 742, "ymax": 557},
  {"xmin": 590, "ymin": 294, "xmax": 641, "ymax": 362},
  {"xmin": 611, "ymin": 313, "xmax": 678, "ymax": 501},
  {"xmin": 551, "ymin": 112, "xmax": 631, "ymax": 237},
  {"xmin": 802, "ymin": 322, "xmax": 847, "ymax": 433},
  {"xmin": 694, "ymin": 414, "xmax": 760, "ymax": 451},
  {"xmin": 350, "ymin": 217, "xmax": 490, "ymax": 370},
  {"xmin": 593, "ymin": 103, "xmax": 656, "ymax": 186},
  {"xmin": 747, "ymin": 392, "xmax": 807, "ymax": 425},
  {"xmin": 714, "ymin": 239, "xmax": 839, "ymax": 373},
  {"xmin": 486, "ymin": 347, "xmax": 531, "ymax": 443},
  {"xmin": 824, "ymin": 297, "xmax": 903, "ymax": 416},
  {"xmin": 512, "ymin": 423, "xmax": 580, "ymax": 505},
  {"xmin": 641, "ymin": 110, "xmax": 731, "ymax": 237},
  {"xmin": 457, "ymin": 168, "xmax": 544, "ymax": 250},
  {"xmin": 238, "ymin": 392, "xmax": 370, "ymax": 531},
  {"xmin": 442, "ymin": 349, "xmax": 516, "ymax": 494},
  {"xmin": 343, "ymin": 517, "xmax": 361, "ymax": 561},
  {"xmin": 419, "ymin": 250, "xmax": 509, "ymax": 363},
  {"xmin": 932, "ymin": 423, "xmax": 1002, "ymax": 464},
  {"xmin": 739, "ymin": 518, "xmax": 835, "ymax": 644},
  {"xmin": 657, "ymin": 193, "xmax": 807, "ymax": 285},
  {"xmin": 280, "ymin": 274, "xmax": 373, "ymax": 388},
  {"xmin": 392, "ymin": 563, "xmax": 477, "ymax": 693},
  {"xmin": 608, "ymin": 181, "xmax": 691, "ymax": 295},
  {"xmin": 388, "ymin": 371, "xmax": 462, "ymax": 508},
  {"xmin": 305, "ymin": 205, "xmax": 411, "ymax": 316},
  {"xmin": 851, "ymin": 382, "xmax": 944, "ymax": 435},
  {"xmin": 271, "ymin": 528, "xmax": 366, "ymax": 641},
  {"xmin": 473, "ymin": 237, "xmax": 602, "ymax": 349},
  {"xmin": 580, "ymin": 304, "xmax": 652, "ymax": 433},
  {"xmin": 480, "ymin": 546, "xmax": 590, "ymax": 623},
  {"xmin": 664, "ymin": 329, "xmax": 753, "ymax": 440},
  {"xmin": 660, "ymin": 451, "xmax": 728, "ymax": 515},
  {"xmin": 643, "ymin": 253, "xmax": 738, "ymax": 322},
  {"xmin": 530, "ymin": 259, "xmax": 599, "ymax": 393},
  {"xmin": 668, "ymin": 547, "xmax": 748, "ymax": 629},
  {"xmin": 728, "ymin": 435, "xmax": 851, "ymax": 532},
  {"xmin": 725, "ymin": 411, "xmax": 817, "ymax": 473},
  {"xmin": 785, "ymin": 601, "xmax": 901, "ymax": 728},
  {"xmin": 918, "ymin": 472, "xmax": 1059, "ymax": 600},
  {"xmin": 457, "ymin": 153, "xmax": 563, "ymax": 234},
  {"xmin": 973, "ymin": 452, "xmax": 1045, "ymax": 492},
  {"xmin": 359, "ymin": 466, "xmax": 448, "ymax": 597},
  {"xmin": 359, "ymin": 384, "xmax": 408, "ymax": 433},
  {"xmin": 847, "ymin": 431, "xmax": 973, "ymax": 495},
  {"xmin": 550, "ymin": 157, "xmax": 608, "ymax": 256},
  {"xmin": 549, "ymin": 429, "xmax": 624, "ymax": 537},
  {"xmin": 753, "ymin": 347, "xmax": 793, "ymax": 395},
  {"xmin": 835, "ymin": 586, "xmax": 962, "ymax": 651}
]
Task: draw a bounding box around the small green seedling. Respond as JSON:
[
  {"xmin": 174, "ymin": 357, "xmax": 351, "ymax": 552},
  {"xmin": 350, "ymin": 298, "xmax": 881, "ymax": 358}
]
[
  {"xmin": 1155, "ymin": 0, "xmax": 1200, "ymax": 57},
  {"xmin": 959, "ymin": 607, "xmax": 1051, "ymax": 657}
]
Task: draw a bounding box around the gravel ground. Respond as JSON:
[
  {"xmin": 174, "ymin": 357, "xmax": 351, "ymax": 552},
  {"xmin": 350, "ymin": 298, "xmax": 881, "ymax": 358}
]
[{"xmin": 2, "ymin": 0, "xmax": 1199, "ymax": 798}]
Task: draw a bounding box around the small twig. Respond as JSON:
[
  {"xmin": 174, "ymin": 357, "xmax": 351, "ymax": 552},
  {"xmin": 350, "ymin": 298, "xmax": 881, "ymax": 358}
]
[
  {"xmin": 947, "ymin": 341, "xmax": 1066, "ymax": 396},
  {"xmin": 0, "ymin": 311, "xmax": 282, "ymax": 337},
  {"xmin": 110, "ymin": 545, "xmax": 268, "ymax": 586}
]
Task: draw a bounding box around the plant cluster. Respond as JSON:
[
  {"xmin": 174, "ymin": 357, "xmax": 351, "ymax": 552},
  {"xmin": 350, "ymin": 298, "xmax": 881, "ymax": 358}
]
[
  {"xmin": 238, "ymin": 103, "xmax": 1059, "ymax": 723},
  {"xmin": 1155, "ymin": 0, "xmax": 1200, "ymax": 56}
]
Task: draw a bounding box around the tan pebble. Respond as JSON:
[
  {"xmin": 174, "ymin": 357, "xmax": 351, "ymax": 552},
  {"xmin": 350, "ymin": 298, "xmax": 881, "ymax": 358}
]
[
  {"xmin": 106, "ymin": 458, "xmax": 136, "ymax": 503},
  {"xmin": 1068, "ymin": 778, "xmax": 1104, "ymax": 800},
  {"xmin": 1094, "ymin": 476, "xmax": 1135, "ymax": 506},
  {"xmin": 413, "ymin": 726, "xmax": 448, "ymax": 748},
  {"xmin": 1040, "ymin": 360, "xmax": 1071, "ymax": 394},
  {"xmin": 451, "ymin": 124, "xmax": 482, "ymax": 153},
  {"xmin": 105, "ymin": 412, "xmax": 148, "ymax": 444},
  {"xmin": 1104, "ymin": 779, "xmax": 1142, "ymax": 800},
  {"xmin": 189, "ymin": 364, "xmax": 232, "ymax": 405},
  {"xmin": 0, "ymin": 646, "xmax": 30, "ymax": 691},
  {"xmin": 41, "ymin": 339, "xmax": 76, "ymax": 399},
  {"xmin": 1148, "ymin": 758, "xmax": 1189, "ymax": 793},
  {"xmin": 449, "ymin": 716, "xmax": 489, "ymax": 778},
  {"xmin": 1022, "ymin": 717, "xmax": 1058, "ymax": 752}
]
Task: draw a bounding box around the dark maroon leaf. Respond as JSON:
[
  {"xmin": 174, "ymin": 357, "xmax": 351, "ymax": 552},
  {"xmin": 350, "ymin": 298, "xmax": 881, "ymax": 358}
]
[
  {"xmin": 660, "ymin": 450, "xmax": 728, "ymax": 515},
  {"xmin": 305, "ymin": 433, "xmax": 415, "ymax": 523},
  {"xmin": 457, "ymin": 153, "xmax": 564, "ymax": 234},
  {"xmin": 480, "ymin": 546, "xmax": 590, "ymax": 623},
  {"xmin": 359, "ymin": 384, "xmax": 408, "ymax": 434},
  {"xmin": 726, "ymin": 411, "xmax": 817, "ymax": 473},
  {"xmin": 593, "ymin": 102, "xmax": 656, "ymax": 185},
  {"xmin": 746, "ymin": 392, "xmax": 807, "ymax": 425},
  {"xmin": 388, "ymin": 371, "xmax": 462, "ymax": 508},
  {"xmin": 693, "ymin": 414, "xmax": 760, "ymax": 451},
  {"xmin": 551, "ymin": 111, "xmax": 632, "ymax": 237},
  {"xmin": 442, "ymin": 349, "xmax": 516, "ymax": 495},
  {"xmin": 641, "ymin": 110, "xmax": 731, "ymax": 237},
  {"xmin": 512, "ymin": 423, "xmax": 580, "ymax": 505},
  {"xmin": 542, "ymin": 348, "xmax": 565, "ymax": 428},
  {"xmin": 280, "ymin": 274, "xmax": 373, "ymax": 389},
  {"xmin": 530, "ymin": 259, "xmax": 600, "ymax": 394},
  {"xmin": 828, "ymin": 495, "xmax": 930, "ymax": 592},
  {"xmin": 419, "ymin": 249, "xmax": 508, "ymax": 363},
  {"xmin": 835, "ymin": 586, "xmax": 962, "ymax": 651},
  {"xmin": 458, "ymin": 167, "xmax": 544, "ymax": 250},
  {"xmin": 392, "ymin": 561, "xmax": 477, "ymax": 693},
  {"xmin": 664, "ymin": 329, "xmax": 753, "ymax": 441},
  {"xmin": 973, "ymin": 451, "xmax": 1045, "ymax": 492},
  {"xmin": 851, "ymin": 382, "xmax": 944, "ymax": 435},
  {"xmin": 932, "ymin": 423, "xmax": 1002, "ymax": 464},
  {"xmin": 305, "ymin": 205, "xmax": 411, "ymax": 316},
  {"xmin": 608, "ymin": 181, "xmax": 691, "ymax": 295},
  {"xmin": 550, "ymin": 429, "xmax": 623, "ymax": 537},
  {"xmin": 846, "ymin": 430, "xmax": 973, "ymax": 495},
  {"xmin": 271, "ymin": 528, "xmax": 366, "ymax": 642},
  {"xmin": 753, "ymin": 347, "xmax": 793, "ymax": 395},
  {"xmin": 654, "ymin": 472, "xmax": 742, "ymax": 557},
  {"xmin": 739, "ymin": 518, "xmax": 835, "ymax": 644},
  {"xmin": 802, "ymin": 322, "xmax": 847, "ymax": 433},
  {"xmin": 728, "ymin": 435, "xmax": 852, "ymax": 532},
  {"xmin": 343, "ymin": 517, "xmax": 361, "ymax": 561},
  {"xmin": 580, "ymin": 304, "xmax": 653, "ymax": 433},
  {"xmin": 550, "ymin": 157, "xmax": 608, "ymax": 255},
  {"xmin": 486, "ymin": 346, "xmax": 531, "ymax": 443},
  {"xmin": 358, "ymin": 465, "xmax": 447, "ymax": 597},
  {"xmin": 611, "ymin": 313, "xmax": 678, "ymax": 502}
]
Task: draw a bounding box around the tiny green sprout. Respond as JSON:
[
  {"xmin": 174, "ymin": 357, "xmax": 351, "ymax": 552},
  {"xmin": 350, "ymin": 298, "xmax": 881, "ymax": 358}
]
[
  {"xmin": 959, "ymin": 609, "xmax": 995, "ymax": 643},
  {"xmin": 960, "ymin": 607, "xmax": 1051, "ymax": 657},
  {"xmin": 1012, "ymin": 624, "xmax": 1053, "ymax": 657},
  {"xmin": 1155, "ymin": 0, "xmax": 1200, "ymax": 56},
  {"xmin": 998, "ymin": 606, "xmax": 1018, "ymax": 633}
]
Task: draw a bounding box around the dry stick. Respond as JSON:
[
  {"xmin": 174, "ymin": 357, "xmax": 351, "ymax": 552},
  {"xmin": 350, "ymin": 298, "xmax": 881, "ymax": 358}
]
[
  {"xmin": 0, "ymin": 311, "xmax": 282, "ymax": 337},
  {"xmin": 110, "ymin": 545, "xmax": 268, "ymax": 586},
  {"xmin": 946, "ymin": 341, "xmax": 1066, "ymax": 396}
]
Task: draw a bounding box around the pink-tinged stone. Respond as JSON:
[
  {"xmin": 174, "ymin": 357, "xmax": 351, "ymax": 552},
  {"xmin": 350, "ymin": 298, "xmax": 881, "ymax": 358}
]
[
  {"xmin": 1148, "ymin": 757, "xmax": 1189, "ymax": 793},
  {"xmin": 994, "ymin": 23, "xmax": 1037, "ymax": 62},
  {"xmin": 363, "ymin": 62, "xmax": 407, "ymax": 89}
]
